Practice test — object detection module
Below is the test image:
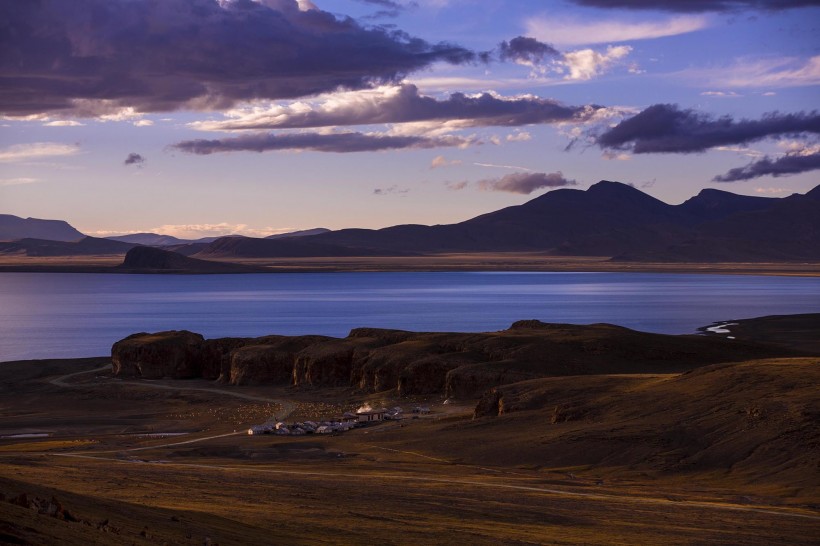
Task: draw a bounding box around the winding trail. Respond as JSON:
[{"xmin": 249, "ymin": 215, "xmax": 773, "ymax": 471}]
[{"xmin": 48, "ymin": 363, "xmax": 294, "ymax": 418}]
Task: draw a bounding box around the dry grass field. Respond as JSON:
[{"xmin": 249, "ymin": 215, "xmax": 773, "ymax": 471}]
[{"xmin": 1, "ymin": 347, "xmax": 818, "ymax": 545}]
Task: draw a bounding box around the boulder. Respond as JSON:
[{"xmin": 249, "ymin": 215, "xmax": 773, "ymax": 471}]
[{"xmin": 111, "ymin": 330, "xmax": 205, "ymax": 379}]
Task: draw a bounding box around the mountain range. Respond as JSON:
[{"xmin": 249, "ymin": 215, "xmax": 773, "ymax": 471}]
[{"xmin": 2, "ymin": 182, "xmax": 818, "ymax": 262}]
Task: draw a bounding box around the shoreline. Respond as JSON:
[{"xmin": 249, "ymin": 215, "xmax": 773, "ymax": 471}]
[{"xmin": 1, "ymin": 253, "xmax": 819, "ymax": 277}]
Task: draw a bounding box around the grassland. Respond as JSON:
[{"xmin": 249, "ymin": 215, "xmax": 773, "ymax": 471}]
[{"xmin": 1, "ymin": 343, "xmax": 818, "ymax": 545}]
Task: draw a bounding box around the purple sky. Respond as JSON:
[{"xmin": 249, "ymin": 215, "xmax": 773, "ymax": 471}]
[{"xmin": 1, "ymin": 0, "xmax": 818, "ymax": 239}]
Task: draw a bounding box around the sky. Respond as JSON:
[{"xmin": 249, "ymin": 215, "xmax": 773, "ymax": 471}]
[{"xmin": 1, "ymin": 0, "xmax": 818, "ymax": 240}]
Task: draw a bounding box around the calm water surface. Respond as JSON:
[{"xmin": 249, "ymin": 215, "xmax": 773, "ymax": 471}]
[{"xmin": 1, "ymin": 271, "xmax": 818, "ymax": 361}]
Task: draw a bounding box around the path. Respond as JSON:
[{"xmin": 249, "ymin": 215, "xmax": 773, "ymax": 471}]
[{"xmin": 48, "ymin": 364, "xmax": 294, "ymax": 418}]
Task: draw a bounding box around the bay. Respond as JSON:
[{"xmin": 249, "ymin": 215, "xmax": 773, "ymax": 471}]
[{"xmin": 1, "ymin": 271, "xmax": 818, "ymax": 362}]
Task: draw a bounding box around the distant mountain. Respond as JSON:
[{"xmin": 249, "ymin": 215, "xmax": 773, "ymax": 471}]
[
  {"xmin": 105, "ymin": 233, "xmax": 223, "ymax": 245},
  {"xmin": 106, "ymin": 227, "xmax": 329, "ymax": 246},
  {"xmin": 118, "ymin": 246, "xmax": 267, "ymax": 273},
  {"xmin": 0, "ymin": 236, "xmax": 136, "ymax": 256},
  {"xmin": 265, "ymin": 228, "xmax": 330, "ymax": 239},
  {"xmin": 7, "ymin": 182, "xmax": 819, "ymax": 262},
  {"xmin": 0, "ymin": 214, "xmax": 85, "ymax": 242}
]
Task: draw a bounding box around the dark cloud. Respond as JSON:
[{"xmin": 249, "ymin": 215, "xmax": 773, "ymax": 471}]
[
  {"xmin": 713, "ymin": 150, "xmax": 820, "ymax": 181},
  {"xmin": 197, "ymin": 84, "xmax": 596, "ymax": 131},
  {"xmin": 373, "ymin": 184, "xmax": 410, "ymax": 195},
  {"xmin": 597, "ymin": 104, "xmax": 820, "ymax": 153},
  {"xmin": 124, "ymin": 153, "xmax": 146, "ymax": 166},
  {"xmin": 172, "ymin": 131, "xmax": 471, "ymax": 154},
  {"xmin": 0, "ymin": 0, "xmax": 473, "ymax": 117},
  {"xmin": 498, "ymin": 37, "xmax": 560, "ymax": 65},
  {"xmin": 566, "ymin": 0, "xmax": 819, "ymax": 12},
  {"xmin": 477, "ymin": 172, "xmax": 577, "ymax": 194}
]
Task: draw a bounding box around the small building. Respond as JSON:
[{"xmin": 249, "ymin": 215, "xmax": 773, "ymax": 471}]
[{"xmin": 356, "ymin": 409, "xmax": 387, "ymax": 423}]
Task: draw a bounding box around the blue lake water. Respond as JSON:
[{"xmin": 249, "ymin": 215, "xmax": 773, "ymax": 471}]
[{"xmin": 1, "ymin": 271, "xmax": 819, "ymax": 362}]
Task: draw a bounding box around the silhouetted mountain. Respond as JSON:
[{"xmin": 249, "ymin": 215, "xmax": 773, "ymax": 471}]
[
  {"xmin": 677, "ymin": 188, "xmax": 776, "ymax": 222},
  {"xmin": 265, "ymin": 228, "xmax": 330, "ymax": 239},
  {"xmin": 0, "ymin": 236, "xmax": 136, "ymax": 256},
  {"xmin": 0, "ymin": 214, "xmax": 85, "ymax": 242},
  {"xmin": 118, "ymin": 246, "xmax": 267, "ymax": 273}
]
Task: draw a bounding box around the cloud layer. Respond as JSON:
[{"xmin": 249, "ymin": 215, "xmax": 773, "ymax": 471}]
[
  {"xmin": 476, "ymin": 172, "xmax": 577, "ymax": 194},
  {"xmin": 1, "ymin": 0, "xmax": 473, "ymax": 117},
  {"xmin": 597, "ymin": 104, "xmax": 820, "ymax": 153},
  {"xmin": 190, "ymin": 84, "xmax": 597, "ymax": 132},
  {"xmin": 566, "ymin": 0, "xmax": 817, "ymax": 12},
  {"xmin": 173, "ymin": 131, "xmax": 472, "ymax": 154},
  {"xmin": 713, "ymin": 149, "xmax": 820, "ymax": 181}
]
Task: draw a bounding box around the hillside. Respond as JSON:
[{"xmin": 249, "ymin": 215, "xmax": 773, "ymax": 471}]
[
  {"xmin": 0, "ymin": 214, "xmax": 84, "ymax": 242},
  {"xmin": 0, "ymin": 236, "xmax": 135, "ymax": 256}
]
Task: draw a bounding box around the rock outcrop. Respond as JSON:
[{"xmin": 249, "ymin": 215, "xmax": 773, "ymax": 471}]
[
  {"xmin": 112, "ymin": 330, "xmax": 205, "ymax": 379},
  {"xmin": 111, "ymin": 320, "xmax": 812, "ymax": 396}
]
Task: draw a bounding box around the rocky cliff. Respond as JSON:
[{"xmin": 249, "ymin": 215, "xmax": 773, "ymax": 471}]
[{"xmin": 110, "ymin": 320, "xmax": 810, "ymax": 397}]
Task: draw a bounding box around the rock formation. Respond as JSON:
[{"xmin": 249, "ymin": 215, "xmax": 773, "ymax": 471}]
[{"xmin": 111, "ymin": 320, "xmax": 810, "ymax": 396}]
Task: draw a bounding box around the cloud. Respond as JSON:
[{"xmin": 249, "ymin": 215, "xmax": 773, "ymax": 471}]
[
  {"xmin": 172, "ymin": 131, "xmax": 473, "ymax": 155},
  {"xmin": 564, "ymin": 0, "xmax": 817, "ymax": 12},
  {"xmin": 560, "ymin": 46, "xmax": 633, "ymax": 80},
  {"xmin": 124, "ymin": 153, "xmax": 146, "ymax": 166},
  {"xmin": 146, "ymin": 223, "xmax": 287, "ymax": 239},
  {"xmin": 474, "ymin": 162, "xmax": 535, "ymax": 172},
  {"xmin": 700, "ymin": 91, "xmax": 742, "ymax": 98},
  {"xmin": 373, "ymin": 184, "xmax": 410, "ymax": 195},
  {"xmin": 476, "ymin": 172, "xmax": 577, "ymax": 194},
  {"xmin": 0, "ymin": 177, "xmax": 39, "ymax": 186},
  {"xmin": 133, "ymin": 120, "xmax": 154, "ymax": 127},
  {"xmin": 0, "ymin": 142, "xmax": 80, "ymax": 162},
  {"xmin": 713, "ymin": 149, "xmax": 820, "ymax": 181},
  {"xmin": 1, "ymin": 0, "xmax": 474, "ymax": 118},
  {"xmin": 445, "ymin": 180, "xmax": 469, "ymax": 191},
  {"xmin": 43, "ymin": 120, "xmax": 85, "ymax": 127},
  {"xmin": 506, "ymin": 131, "xmax": 532, "ymax": 142},
  {"xmin": 189, "ymin": 84, "xmax": 597, "ymax": 132},
  {"xmin": 525, "ymin": 14, "xmax": 708, "ymax": 46},
  {"xmin": 754, "ymin": 187, "xmax": 793, "ymax": 194},
  {"xmin": 430, "ymin": 155, "xmax": 462, "ymax": 168},
  {"xmin": 679, "ymin": 56, "xmax": 820, "ymax": 89},
  {"xmin": 597, "ymin": 104, "xmax": 820, "ymax": 153},
  {"xmin": 498, "ymin": 36, "xmax": 560, "ymax": 66}
]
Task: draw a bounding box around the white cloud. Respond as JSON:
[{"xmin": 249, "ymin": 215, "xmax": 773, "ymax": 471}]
[
  {"xmin": 0, "ymin": 177, "xmax": 39, "ymax": 186},
  {"xmin": 43, "ymin": 120, "xmax": 85, "ymax": 127},
  {"xmin": 679, "ymin": 55, "xmax": 820, "ymax": 89},
  {"xmin": 133, "ymin": 119, "xmax": 154, "ymax": 127},
  {"xmin": 147, "ymin": 223, "xmax": 291, "ymax": 239},
  {"xmin": 715, "ymin": 145, "xmax": 765, "ymax": 159},
  {"xmin": 754, "ymin": 187, "xmax": 792, "ymax": 194},
  {"xmin": 506, "ymin": 131, "xmax": 532, "ymax": 142},
  {"xmin": 525, "ymin": 14, "xmax": 709, "ymax": 46},
  {"xmin": 473, "ymin": 162, "xmax": 535, "ymax": 172},
  {"xmin": 560, "ymin": 46, "xmax": 632, "ymax": 80},
  {"xmin": 700, "ymin": 91, "xmax": 742, "ymax": 98},
  {"xmin": 0, "ymin": 142, "xmax": 81, "ymax": 162},
  {"xmin": 430, "ymin": 155, "xmax": 462, "ymax": 168},
  {"xmin": 602, "ymin": 151, "xmax": 631, "ymax": 161}
]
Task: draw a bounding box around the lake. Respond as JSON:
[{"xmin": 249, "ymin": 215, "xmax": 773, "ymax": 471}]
[{"xmin": 1, "ymin": 271, "xmax": 819, "ymax": 362}]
